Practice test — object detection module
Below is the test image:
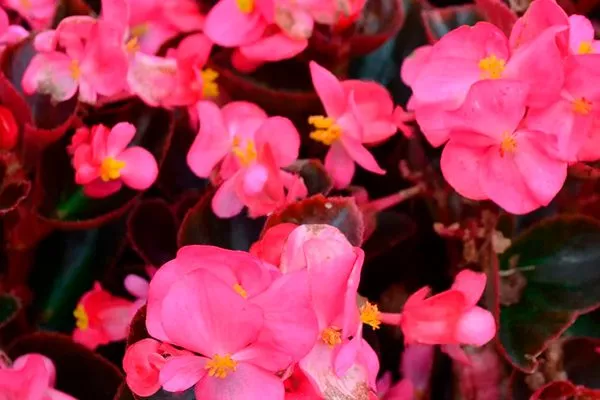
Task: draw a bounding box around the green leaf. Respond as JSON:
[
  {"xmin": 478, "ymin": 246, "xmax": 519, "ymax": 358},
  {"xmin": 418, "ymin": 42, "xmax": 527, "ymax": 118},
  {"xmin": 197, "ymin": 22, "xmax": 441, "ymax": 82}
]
[{"xmin": 498, "ymin": 215, "xmax": 600, "ymax": 372}]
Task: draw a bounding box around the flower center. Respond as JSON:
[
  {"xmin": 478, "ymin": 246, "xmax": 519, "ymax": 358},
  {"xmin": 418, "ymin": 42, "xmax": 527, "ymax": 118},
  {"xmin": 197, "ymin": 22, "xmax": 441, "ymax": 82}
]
[
  {"xmin": 205, "ymin": 354, "xmax": 237, "ymax": 379},
  {"xmin": 130, "ymin": 24, "xmax": 149, "ymax": 39},
  {"xmin": 360, "ymin": 301, "xmax": 381, "ymax": 330},
  {"xmin": 201, "ymin": 68, "xmax": 219, "ymax": 98},
  {"xmin": 308, "ymin": 116, "xmax": 342, "ymax": 145},
  {"xmin": 578, "ymin": 41, "xmax": 593, "ymax": 54},
  {"xmin": 100, "ymin": 157, "xmax": 126, "ymax": 182},
  {"xmin": 233, "ymin": 283, "xmax": 248, "ymax": 299},
  {"xmin": 478, "ymin": 55, "xmax": 505, "ymax": 79},
  {"xmin": 69, "ymin": 59, "xmax": 81, "ymax": 80},
  {"xmin": 499, "ymin": 132, "xmax": 517, "ymax": 157},
  {"xmin": 235, "ymin": 0, "xmax": 254, "ymax": 13},
  {"xmin": 20, "ymin": 0, "xmax": 31, "ymax": 9},
  {"xmin": 231, "ymin": 137, "xmax": 257, "ymax": 167},
  {"xmin": 320, "ymin": 326, "xmax": 342, "ymax": 347},
  {"xmin": 125, "ymin": 36, "xmax": 140, "ymax": 53},
  {"xmin": 73, "ymin": 305, "xmax": 89, "ymax": 330},
  {"xmin": 573, "ymin": 97, "xmax": 593, "ymax": 115}
]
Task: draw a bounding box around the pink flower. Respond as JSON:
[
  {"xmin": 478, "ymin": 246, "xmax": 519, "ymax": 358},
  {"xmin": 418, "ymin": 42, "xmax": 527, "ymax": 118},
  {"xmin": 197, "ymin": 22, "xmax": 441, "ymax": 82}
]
[
  {"xmin": 72, "ymin": 282, "xmax": 136, "ymax": 349},
  {"xmin": 508, "ymin": 0, "xmax": 568, "ymax": 51},
  {"xmin": 250, "ymin": 223, "xmax": 298, "ymax": 266},
  {"xmin": 439, "ymin": 80, "xmax": 567, "ymax": 214},
  {"xmin": 70, "ymin": 122, "xmax": 159, "ymax": 198},
  {"xmin": 203, "ymin": 0, "xmax": 271, "ymax": 48},
  {"xmin": 0, "ymin": 353, "xmax": 75, "ymax": 400},
  {"xmin": 380, "ymin": 270, "xmax": 495, "ymax": 346},
  {"xmin": 2, "ymin": 0, "xmax": 56, "ymax": 30},
  {"xmin": 309, "ymin": 61, "xmax": 394, "ymax": 188},
  {"xmin": 186, "ymin": 101, "xmax": 305, "ymax": 218},
  {"xmin": 568, "ymin": 15, "xmax": 600, "ymax": 55},
  {"xmin": 22, "ymin": 17, "xmax": 129, "ymax": 104},
  {"xmin": 405, "ymin": 21, "xmax": 565, "ymax": 147},
  {"xmin": 143, "ymin": 245, "xmax": 318, "ymax": 399},
  {"xmin": 0, "ymin": 6, "xmax": 28, "ymax": 55}
]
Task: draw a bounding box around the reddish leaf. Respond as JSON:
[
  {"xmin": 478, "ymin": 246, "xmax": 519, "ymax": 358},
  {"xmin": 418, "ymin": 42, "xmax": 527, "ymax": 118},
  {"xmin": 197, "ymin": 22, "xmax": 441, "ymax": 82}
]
[
  {"xmin": 421, "ymin": 4, "xmax": 483, "ymax": 43},
  {"xmin": 474, "ymin": 0, "xmax": 517, "ymax": 36},
  {"xmin": 0, "ymin": 292, "xmax": 28, "ymax": 347},
  {"xmin": 350, "ymin": 0, "xmax": 406, "ymax": 56},
  {"xmin": 263, "ymin": 194, "xmax": 365, "ymax": 246},
  {"xmin": 0, "ymin": 105, "xmax": 18, "ymax": 150},
  {"xmin": 127, "ymin": 199, "xmax": 178, "ymax": 266},
  {"xmin": 0, "ymin": 152, "xmax": 30, "ymax": 215},
  {"xmin": 127, "ymin": 305, "xmax": 149, "ymax": 347},
  {"xmin": 8, "ymin": 332, "xmax": 123, "ymax": 400},
  {"xmin": 114, "ymin": 384, "xmax": 136, "ymax": 400}
]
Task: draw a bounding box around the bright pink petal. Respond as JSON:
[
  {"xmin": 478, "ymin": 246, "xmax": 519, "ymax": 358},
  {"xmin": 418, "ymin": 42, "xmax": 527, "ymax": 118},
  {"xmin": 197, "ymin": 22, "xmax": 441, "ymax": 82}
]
[
  {"xmin": 83, "ymin": 179, "xmax": 122, "ymax": 198},
  {"xmin": 413, "ymin": 104, "xmax": 453, "ymax": 147},
  {"xmin": 509, "ymin": 0, "xmax": 568, "ymax": 50},
  {"xmin": 454, "ymin": 307, "xmax": 496, "ymax": 346},
  {"xmin": 97, "ymin": 304, "xmax": 135, "ymax": 341},
  {"xmin": 340, "ymin": 135, "xmax": 385, "ymax": 175},
  {"xmin": 309, "ymin": 61, "xmax": 346, "ymax": 118},
  {"xmin": 212, "ymin": 173, "xmax": 245, "ymax": 218},
  {"xmin": 124, "ymin": 274, "xmax": 149, "ymax": 300},
  {"xmin": 123, "ymin": 338, "xmax": 163, "ymax": 397},
  {"xmin": 450, "ymin": 270, "xmax": 486, "ymax": 308},
  {"xmin": 569, "ymin": 15, "xmax": 595, "ymax": 54},
  {"xmin": 160, "ymin": 268, "xmax": 263, "ymax": 355},
  {"xmin": 22, "ymin": 52, "xmax": 78, "ymax": 102},
  {"xmin": 187, "ymin": 101, "xmax": 232, "ymax": 178},
  {"xmin": 106, "ymin": 122, "xmax": 136, "ymax": 157},
  {"xmin": 524, "ymin": 100, "xmax": 578, "ymax": 161},
  {"xmin": 254, "ymin": 116, "xmax": 300, "ymax": 167},
  {"xmin": 440, "ymin": 141, "xmax": 488, "ymax": 201},
  {"xmin": 324, "ymin": 142, "xmax": 355, "ymax": 189},
  {"xmin": 194, "ymin": 362, "xmax": 284, "ymax": 400},
  {"xmin": 240, "ymin": 32, "xmax": 307, "ymax": 62},
  {"xmin": 204, "ymin": 0, "xmax": 267, "ymax": 47},
  {"xmin": 401, "ymin": 45, "xmax": 432, "ymax": 88},
  {"xmin": 160, "ymin": 355, "xmax": 207, "ymax": 392},
  {"xmin": 118, "ymin": 147, "xmax": 158, "ymax": 190},
  {"xmin": 176, "ymin": 33, "xmax": 213, "ymax": 67},
  {"xmin": 221, "ymin": 101, "xmax": 268, "ymax": 137}
]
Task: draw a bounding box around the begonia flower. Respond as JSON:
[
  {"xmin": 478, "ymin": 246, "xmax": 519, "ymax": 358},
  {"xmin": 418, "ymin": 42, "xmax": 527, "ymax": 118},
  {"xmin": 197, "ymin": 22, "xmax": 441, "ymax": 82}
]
[
  {"xmin": 0, "ymin": 353, "xmax": 76, "ymax": 400},
  {"xmin": 250, "ymin": 222, "xmax": 298, "ymax": 266},
  {"xmin": 568, "ymin": 15, "xmax": 600, "ymax": 55},
  {"xmin": 309, "ymin": 61, "xmax": 394, "ymax": 188},
  {"xmin": 440, "ymin": 80, "xmax": 567, "ymax": 214},
  {"xmin": 380, "ymin": 270, "xmax": 495, "ymax": 346},
  {"xmin": 2, "ymin": 0, "xmax": 56, "ymax": 30},
  {"xmin": 70, "ymin": 122, "xmax": 158, "ymax": 198},
  {"xmin": 0, "ymin": 6, "xmax": 27, "ymax": 55},
  {"xmin": 186, "ymin": 101, "xmax": 305, "ymax": 218},
  {"xmin": 508, "ymin": 0, "xmax": 568, "ymax": 51},
  {"xmin": 72, "ymin": 282, "xmax": 136, "ymax": 350},
  {"xmin": 203, "ymin": 0, "xmax": 270, "ymax": 48}
]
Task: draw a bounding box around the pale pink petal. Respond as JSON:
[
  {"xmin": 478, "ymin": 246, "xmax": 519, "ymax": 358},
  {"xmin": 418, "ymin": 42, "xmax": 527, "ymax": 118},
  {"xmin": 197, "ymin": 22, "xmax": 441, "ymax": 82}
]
[
  {"xmin": 325, "ymin": 142, "xmax": 355, "ymax": 189},
  {"xmin": 83, "ymin": 179, "xmax": 122, "ymax": 198},
  {"xmin": 187, "ymin": 101, "xmax": 231, "ymax": 178},
  {"xmin": 124, "ymin": 274, "xmax": 149, "ymax": 300},
  {"xmin": 441, "ymin": 141, "xmax": 488, "ymax": 201},
  {"xmin": 569, "ymin": 15, "xmax": 595, "ymax": 54},
  {"xmin": 127, "ymin": 53, "xmax": 178, "ymax": 107},
  {"xmin": 33, "ymin": 30, "xmax": 57, "ymax": 52},
  {"xmin": 22, "ymin": 52, "xmax": 78, "ymax": 102},
  {"xmin": 97, "ymin": 304, "xmax": 135, "ymax": 341},
  {"xmin": 254, "ymin": 116, "xmax": 300, "ymax": 167},
  {"xmin": 160, "ymin": 355, "xmax": 207, "ymax": 392},
  {"xmin": 204, "ymin": 0, "xmax": 268, "ymax": 47},
  {"xmin": 243, "ymin": 163, "xmax": 268, "ymax": 194},
  {"xmin": 450, "ymin": 270, "xmax": 486, "ymax": 308},
  {"xmin": 118, "ymin": 147, "xmax": 158, "ymax": 190},
  {"xmin": 240, "ymin": 32, "xmax": 307, "ymax": 62},
  {"xmin": 454, "ymin": 307, "xmax": 496, "ymax": 346},
  {"xmin": 106, "ymin": 122, "xmax": 136, "ymax": 157},
  {"xmin": 212, "ymin": 173, "xmax": 245, "ymax": 218},
  {"xmin": 340, "ymin": 135, "xmax": 385, "ymax": 175},
  {"xmin": 309, "ymin": 61, "xmax": 347, "ymax": 118},
  {"xmin": 194, "ymin": 362, "xmax": 284, "ymax": 400}
]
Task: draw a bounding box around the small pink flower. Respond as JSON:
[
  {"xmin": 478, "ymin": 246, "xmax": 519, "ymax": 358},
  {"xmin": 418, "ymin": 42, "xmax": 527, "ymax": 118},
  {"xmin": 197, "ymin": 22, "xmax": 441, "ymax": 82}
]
[
  {"xmin": 380, "ymin": 270, "xmax": 496, "ymax": 346},
  {"xmin": 72, "ymin": 282, "xmax": 136, "ymax": 349},
  {"xmin": 309, "ymin": 61, "xmax": 394, "ymax": 188},
  {"xmin": 439, "ymin": 80, "xmax": 567, "ymax": 214},
  {"xmin": 250, "ymin": 223, "xmax": 298, "ymax": 267},
  {"xmin": 0, "ymin": 353, "xmax": 75, "ymax": 400},
  {"xmin": 203, "ymin": 0, "xmax": 270, "ymax": 49},
  {"xmin": 2, "ymin": 0, "xmax": 57, "ymax": 30},
  {"xmin": 123, "ymin": 339, "xmax": 168, "ymax": 397},
  {"xmin": 70, "ymin": 122, "xmax": 158, "ymax": 198},
  {"xmin": 186, "ymin": 101, "xmax": 304, "ymax": 218},
  {"xmin": 0, "ymin": 6, "xmax": 28, "ymax": 55},
  {"xmin": 568, "ymin": 15, "xmax": 600, "ymax": 55},
  {"xmin": 22, "ymin": 17, "xmax": 129, "ymax": 104}
]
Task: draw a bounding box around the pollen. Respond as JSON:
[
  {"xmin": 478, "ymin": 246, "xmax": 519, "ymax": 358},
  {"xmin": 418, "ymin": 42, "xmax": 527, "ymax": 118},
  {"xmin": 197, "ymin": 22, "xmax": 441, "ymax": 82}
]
[
  {"xmin": 205, "ymin": 354, "xmax": 238, "ymax": 379},
  {"xmin": 233, "ymin": 283, "xmax": 248, "ymax": 299},
  {"xmin": 360, "ymin": 301, "xmax": 381, "ymax": 330},
  {"xmin": 235, "ymin": 0, "xmax": 254, "ymax": 13},
  {"xmin": 130, "ymin": 24, "xmax": 149, "ymax": 39},
  {"xmin": 69, "ymin": 59, "xmax": 81, "ymax": 80},
  {"xmin": 499, "ymin": 132, "xmax": 517, "ymax": 157},
  {"xmin": 126, "ymin": 36, "xmax": 140, "ymax": 53},
  {"xmin": 73, "ymin": 305, "xmax": 89, "ymax": 330},
  {"xmin": 478, "ymin": 54, "xmax": 505, "ymax": 79},
  {"xmin": 20, "ymin": 0, "xmax": 31, "ymax": 9},
  {"xmin": 100, "ymin": 157, "xmax": 126, "ymax": 182},
  {"xmin": 308, "ymin": 116, "xmax": 342, "ymax": 145},
  {"xmin": 578, "ymin": 41, "xmax": 594, "ymax": 55},
  {"xmin": 573, "ymin": 97, "xmax": 593, "ymax": 115},
  {"xmin": 321, "ymin": 326, "xmax": 342, "ymax": 347},
  {"xmin": 201, "ymin": 68, "xmax": 219, "ymax": 98},
  {"xmin": 232, "ymin": 138, "xmax": 257, "ymax": 166}
]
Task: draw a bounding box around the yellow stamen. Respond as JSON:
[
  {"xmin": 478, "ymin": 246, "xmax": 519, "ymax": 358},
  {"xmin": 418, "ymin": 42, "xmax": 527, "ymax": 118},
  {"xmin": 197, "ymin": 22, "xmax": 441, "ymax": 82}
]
[
  {"xmin": 73, "ymin": 305, "xmax": 89, "ymax": 330},
  {"xmin": 308, "ymin": 116, "xmax": 342, "ymax": 145},
  {"xmin": 478, "ymin": 54, "xmax": 505, "ymax": 79},
  {"xmin": 125, "ymin": 36, "xmax": 140, "ymax": 53},
  {"xmin": 232, "ymin": 138, "xmax": 257, "ymax": 166},
  {"xmin": 499, "ymin": 132, "xmax": 517, "ymax": 157},
  {"xmin": 573, "ymin": 97, "xmax": 593, "ymax": 115},
  {"xmin": 233, "ymin": 283, "xmax": 248, "ymax": 299},
  {"xmin": 321, "ymin": 326, "xmax": 342, "ymax": 347},
  {"xmin": 578, "ymin": 41, "xmax": 593, "ymax": 55},
  {"xmin": 205, "ymin": 354, "xmax": 237, "ymax": 379},
  {"xmin": 130, "ymin": 24, "xmax": 149, "ymax": 38},
  {"xmin": 69, "ymin": 60, "xmax": 81, "ymax": 80},
  {"xmin": 100, "ymin": 157, "xmax": 126, "ymax": 182},
  {"xmin": 235, "ymin": 0, "xmax": 254, "ymax": 13},
  {"xmin": 20, "ymin": 0, "xmax": 31, "ymax": 9},
  {"xmin": 359, "ymin": 302, "xmax": 381, "ymax": 330},
  {"xmin": 201, "ymin": 68, "xmax": 219, "ymax": 98}
]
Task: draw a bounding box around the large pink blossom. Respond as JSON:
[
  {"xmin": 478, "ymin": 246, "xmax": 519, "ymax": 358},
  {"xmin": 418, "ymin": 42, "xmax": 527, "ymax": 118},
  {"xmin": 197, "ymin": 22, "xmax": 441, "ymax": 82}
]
[
  {"xmin": 0, "ymin": 354, "xmax": 75, "ymax": 400},
  {"xmin": 309, "ymin": 61, "xmax": 397, "ymax": 188},
  {"xmin": 70, "ymin": 122, "xmax": 158, "ymax": 198},
  {"xmin": 187, "ymin": 101, "xmax": 306, "ymax": 218}
]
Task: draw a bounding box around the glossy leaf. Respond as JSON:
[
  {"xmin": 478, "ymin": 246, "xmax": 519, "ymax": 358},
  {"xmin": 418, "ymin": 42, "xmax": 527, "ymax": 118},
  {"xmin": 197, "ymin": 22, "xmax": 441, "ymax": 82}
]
[
  {"xmin": 351, "ymin": 0, "xmax": 405, "ymax": 56},
  {"xmin": 497, "ymin": 215, "xmax": 600, "ymax": 372},
  {"xmin": 263, "ymin": 194, "xmax": 365, "ymax": 246}
]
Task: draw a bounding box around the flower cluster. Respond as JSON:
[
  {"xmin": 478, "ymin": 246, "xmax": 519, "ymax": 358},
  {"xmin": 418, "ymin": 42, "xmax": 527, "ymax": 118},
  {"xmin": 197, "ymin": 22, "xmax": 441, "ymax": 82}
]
[
  {"xmin": 403, "ymin": 0, "xmax": 600, "ymax": 214},
  {"xmin": 122, "ymin": 224, "xmax": 495, "ymax": 399}
]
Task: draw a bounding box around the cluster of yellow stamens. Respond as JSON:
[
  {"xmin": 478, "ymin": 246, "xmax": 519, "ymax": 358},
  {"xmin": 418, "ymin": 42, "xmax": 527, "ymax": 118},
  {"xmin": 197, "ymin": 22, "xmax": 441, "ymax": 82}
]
[
  {"xmin": 578, "ymin": 41, "xmax": 593, "ymax": 55},
  {"xmin": 235, "ymin": 0, "xmax": 254, "ymax": 13},
  {"xmin": 205, "ymin": 354, "xmax": 238, "ymax": 379},
  {"xmin": 478, "ymin": 54, "xmax": 505, "ymax": 79},
  {"xmin": 233, "ymin": 283, "xmax": 248, "ymax": 299},
  {"xmin": 308, "ymin": 116, "xmax": 342, "ymax": 145},
  {"xmin": 232, "ymin": 137, "xmax": 257, "ymax": 166},
  {"xmin": 73, "ymin": 305, "xmax": 89, "ymax": 330},
  {"xmin": 573, "ymin": 97, "xmax": 593, "ymax": 115},
  {"xmin": 69, "ymin": 59, "xmax": 81, "ymax": 80},
  {"xmin": 321, "ymin": 326, "xmax": 342, "ymax": 347},
  {"xmin": 499, "ymin": 132, "xmax": 517, "ymax": 157},
  {"xmin": 100, "ymin": 157, "xmax": 126, "ymax": 182},
  {"xmin": 360, "ymin": 302, "xmax": 381, "ymax": 330},
  {"xmin": 201, "ymin": 69, "xmax": 220, "ymax": 98}
]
